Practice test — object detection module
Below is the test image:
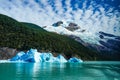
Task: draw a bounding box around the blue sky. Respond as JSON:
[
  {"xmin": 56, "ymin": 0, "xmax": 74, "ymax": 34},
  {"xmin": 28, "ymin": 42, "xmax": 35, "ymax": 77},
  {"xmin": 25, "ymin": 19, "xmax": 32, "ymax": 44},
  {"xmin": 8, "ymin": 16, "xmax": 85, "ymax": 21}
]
[{"xmin": 0, "ymin": 0, "xmax": 120, "ymax": 35}]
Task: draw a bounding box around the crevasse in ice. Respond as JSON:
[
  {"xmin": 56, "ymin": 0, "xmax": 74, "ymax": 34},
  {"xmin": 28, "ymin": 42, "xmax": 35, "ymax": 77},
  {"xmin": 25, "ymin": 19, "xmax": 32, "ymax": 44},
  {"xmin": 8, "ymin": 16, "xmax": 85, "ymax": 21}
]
[{"xmin": 10, "ymin": 49, "xmax": 83, "ymax": 63}]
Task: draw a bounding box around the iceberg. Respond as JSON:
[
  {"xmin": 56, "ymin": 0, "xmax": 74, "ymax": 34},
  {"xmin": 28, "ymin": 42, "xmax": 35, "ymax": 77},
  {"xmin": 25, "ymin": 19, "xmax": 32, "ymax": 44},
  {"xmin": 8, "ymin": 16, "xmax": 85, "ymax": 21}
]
[
  {"xmin": 57, "ymin": 55, "xmax": 67, "ymax": 62},
  {"xmin": 10, "ymin": 51, "xmax": 25, "ymax": 61},
  {"xmin": 10, "ymin": 49, "xmax": 83, "ymax": 63},
  {"xmin": 68, "ymin": 57, "xmax": 83, "ymax": 63}
]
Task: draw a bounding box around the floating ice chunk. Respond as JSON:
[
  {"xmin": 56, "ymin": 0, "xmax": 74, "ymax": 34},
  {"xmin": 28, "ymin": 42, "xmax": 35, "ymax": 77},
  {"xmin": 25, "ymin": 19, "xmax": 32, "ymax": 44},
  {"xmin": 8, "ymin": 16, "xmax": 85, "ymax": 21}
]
[
  {"xmin": 17, "ymin": 51, "xmax": 25, "ymax": 57},
  {"xmin": 27, "ymin": 49, "xmax": 37, "ymax": 54},
  {"xmin": 10, "ymin": 49, "xmax": 37, "ymax": 62},
  {"xmin": 25, "ymin": 49, "xmax": 39, "ymax": 62},
  {"xmin": 34, "ymin": 51, "xmax": 42, "ymax": 62},
  {"xmin": 10, "ymin": 52, "xmax": 25, "ymax": 61},
  {"xmin": 57, "ymin": 55, "xmax": 67, "ymax": 62},
  {"xmin": 40, "ymin": 54, "xmax": 67, "ymax": 63},
  {"xmin": 68, "ymin": 57, "xmax": 83, "ymax": 63},
  {"xmin": 10, "ymin": 49, "xmax": 83, "ymax": 63},
  {"xmin": 40, "ymin": 53, "xmax": 54, "ymax": 62},
  {"xmin": 0, "ymin": 60, "xmax": 10, "ymax": 63}
]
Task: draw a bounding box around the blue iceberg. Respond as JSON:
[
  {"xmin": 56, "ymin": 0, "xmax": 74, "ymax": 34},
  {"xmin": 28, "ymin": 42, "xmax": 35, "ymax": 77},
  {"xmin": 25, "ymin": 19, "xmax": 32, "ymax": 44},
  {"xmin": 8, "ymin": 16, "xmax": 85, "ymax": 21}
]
[
  {"xmin": 68, "ymin": 57, "xmax": 83, "ymax": 63},
  {"xmin": 10, "ymin": 49, "xmax": 83, "ymax": 63},
  {"xmin": 10, "ymin": 51, "xmax": 25, "ymax": 61}
]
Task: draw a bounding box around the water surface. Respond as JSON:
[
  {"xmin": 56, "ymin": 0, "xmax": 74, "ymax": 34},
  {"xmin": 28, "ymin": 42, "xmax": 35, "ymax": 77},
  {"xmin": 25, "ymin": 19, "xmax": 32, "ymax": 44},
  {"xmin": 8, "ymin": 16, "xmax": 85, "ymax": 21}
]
[{"xmin": 0, "ymin": 61, "xmax": 120, "ymax": 80}]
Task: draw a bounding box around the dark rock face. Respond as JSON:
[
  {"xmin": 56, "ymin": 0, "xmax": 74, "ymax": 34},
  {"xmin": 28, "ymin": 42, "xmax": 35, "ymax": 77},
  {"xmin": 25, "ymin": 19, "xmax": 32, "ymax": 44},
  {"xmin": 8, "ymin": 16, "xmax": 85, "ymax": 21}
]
[
  {"xmin": 0, "ymin": 47, "xmax": 18, "ymax": 59},
  {"xmin": 66, "ymin": 22, "xmax": 80, "ymax": 31},
  {"xmin": 69, "ymin": 32, "xmax": 120, "ymax": 60},
  {"xmin": 99, "ymin": 35, "xmax": 104, "ymax": 39},
  {"xmin": 69, "ymin": 22, "xmax": 77, "ymax": 27},
  {"xmin": 98, "ymin": 31, "xmax": 120, "ymax": 52},
  {"xmin": 115, "ymin": 37, "xmax": 120, "ymax": 40},
  {"xmin": 99, "ymin": 31, "xmax": 116, "ymax": 37},
  {"xmin": 52, "ymin": 21, "xmax": 80, "ymax": 31},
  {"xmin": 52, "ymin": 21, "xmax": 63, "ymax": 27},
  {"xmin": 97, "ymin": 32, "xmax": 120, "ymax": 60}
]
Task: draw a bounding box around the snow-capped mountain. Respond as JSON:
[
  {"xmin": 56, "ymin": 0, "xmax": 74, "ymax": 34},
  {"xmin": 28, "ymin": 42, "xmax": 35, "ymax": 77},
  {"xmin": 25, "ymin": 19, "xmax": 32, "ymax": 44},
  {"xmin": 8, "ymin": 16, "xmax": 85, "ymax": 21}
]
[
  {"xmin": 44, "ymin": 21, "xmax": 120, "ymax": 60},
  {"xmin": 44, "ymin": 20, "xmax": 101, "ymax": 45}
]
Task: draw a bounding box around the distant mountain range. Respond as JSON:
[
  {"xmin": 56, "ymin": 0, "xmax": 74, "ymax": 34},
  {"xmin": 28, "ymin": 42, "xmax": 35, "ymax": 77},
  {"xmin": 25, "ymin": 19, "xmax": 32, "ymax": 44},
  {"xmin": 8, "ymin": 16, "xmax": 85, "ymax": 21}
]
[{"xmin": 0, "ymin": 14, "xmax": 120, "ymax": 61}]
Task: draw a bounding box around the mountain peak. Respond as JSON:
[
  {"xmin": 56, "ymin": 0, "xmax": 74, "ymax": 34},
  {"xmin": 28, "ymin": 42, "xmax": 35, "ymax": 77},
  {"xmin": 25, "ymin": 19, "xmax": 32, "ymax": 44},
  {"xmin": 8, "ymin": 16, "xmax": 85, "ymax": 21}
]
[
  {"xmin": 51, "ymin": 21, "xmax": 80, "ymax": 31},
  {"xmin": 52, "ymin": 21, "xmax": 63, "ymax": 27}
]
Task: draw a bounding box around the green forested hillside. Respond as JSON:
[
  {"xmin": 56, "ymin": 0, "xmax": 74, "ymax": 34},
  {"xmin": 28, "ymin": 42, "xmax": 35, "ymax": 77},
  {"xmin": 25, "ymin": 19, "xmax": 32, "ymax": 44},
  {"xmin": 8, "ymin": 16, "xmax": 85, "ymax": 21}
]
[{"xmin": 0, "ymin": 14, "xmax": 99, "ymax": 60}]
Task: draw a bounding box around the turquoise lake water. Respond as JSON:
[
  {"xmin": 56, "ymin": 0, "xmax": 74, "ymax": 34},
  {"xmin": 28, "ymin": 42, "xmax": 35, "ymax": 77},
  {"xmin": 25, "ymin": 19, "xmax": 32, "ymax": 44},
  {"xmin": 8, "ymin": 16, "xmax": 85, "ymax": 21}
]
[{"xmin": 0, "ymin": 61, "xmax": 120, "ymax": 80}]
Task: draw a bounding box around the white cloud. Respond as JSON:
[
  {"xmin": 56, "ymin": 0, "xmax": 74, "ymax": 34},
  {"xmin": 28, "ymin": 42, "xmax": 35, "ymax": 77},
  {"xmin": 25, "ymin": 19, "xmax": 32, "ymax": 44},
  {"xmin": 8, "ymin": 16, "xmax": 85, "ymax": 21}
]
[
  {"xmin": 54, "ymin": 0, "xmax": 63, "ymax": 14},
  {"xmin": 0, "ymin": 0, "xmax": 119, "ymax": 36}
]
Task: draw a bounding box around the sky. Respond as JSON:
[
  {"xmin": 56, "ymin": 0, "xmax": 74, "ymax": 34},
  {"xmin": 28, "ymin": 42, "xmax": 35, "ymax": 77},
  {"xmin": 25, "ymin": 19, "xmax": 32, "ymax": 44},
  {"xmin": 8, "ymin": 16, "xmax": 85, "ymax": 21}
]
[{"xmin": 0, "ymin": 0, "xmax": 120, "ymax": 36}]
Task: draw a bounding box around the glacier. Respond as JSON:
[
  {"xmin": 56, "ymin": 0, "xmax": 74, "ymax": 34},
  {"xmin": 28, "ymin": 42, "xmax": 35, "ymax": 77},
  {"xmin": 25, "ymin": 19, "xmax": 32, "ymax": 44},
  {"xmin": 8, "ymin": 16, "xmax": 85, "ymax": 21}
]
[
  {"xmin": 10, "ymin": 49, "xmax": 83, "ymax": 63},
  {"xmin": 44, "ymin": 21, "xmax": 101, "ymax": 45}
]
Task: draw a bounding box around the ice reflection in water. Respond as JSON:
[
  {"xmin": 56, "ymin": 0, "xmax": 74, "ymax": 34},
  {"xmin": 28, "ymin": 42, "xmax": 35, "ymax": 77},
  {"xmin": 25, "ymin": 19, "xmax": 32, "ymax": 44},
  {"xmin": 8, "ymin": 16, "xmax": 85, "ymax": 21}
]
[{"xmin": 0, "ymin": 62, "xmax": 120, "ymax": 80}]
